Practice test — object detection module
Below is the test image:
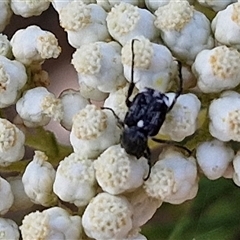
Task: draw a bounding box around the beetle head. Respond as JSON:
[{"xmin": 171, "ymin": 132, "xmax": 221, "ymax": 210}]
[{"xmin": 121, "ymin": 126, "xmax": 148, "ymax": 159}]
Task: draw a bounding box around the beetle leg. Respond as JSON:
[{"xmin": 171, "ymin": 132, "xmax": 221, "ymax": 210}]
[
  {"xmin": 101, "ymin": 107, "xmax": 124, "ymax": 129},
  {"xmin": 143, "ymin": 146, "xmax": 151, "ymax": 181},
  {"xmin": 167, "ymin": 60, "xmax": 183, "ymax": 112},
  {"xmin": 126, "ymin": 39, "xmax": 138, "ymax": 107},
  {"xmin": 151, "ymin": 137, "xmax": 192, "ymax": 156}
]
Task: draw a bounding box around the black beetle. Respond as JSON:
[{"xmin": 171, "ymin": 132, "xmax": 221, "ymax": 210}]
[{"xmin": 104, "ymin": 39, "xmax": 190, "ymax": 180}]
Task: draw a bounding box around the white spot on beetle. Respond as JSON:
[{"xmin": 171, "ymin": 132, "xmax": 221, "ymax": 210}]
[{"xmin": 137, "ymin": 120, "xmax": 144, "ymax": 127}]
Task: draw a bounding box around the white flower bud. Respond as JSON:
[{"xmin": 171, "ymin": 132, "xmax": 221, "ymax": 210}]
[
  {"xmin": 10, "ymin": 25, "xmax": 61, "ymax": 66},
  {"xmin": 53, "ymin": 152, "xmax": 97, "ymax": 207},
  {"xmin": 78, "ymin": 80, "xmax": 109, "ymax": 101},
  {"xmin": 125, "ymin": 187, "xmax": 162, "ymax": 229},
  {"xmin": 0, "ymin": 56, "xmax": 27, "ymax": 108},
  {"xmin": 52, "ymin": 0, "xmax": 95, "ymax": 12},
  {"xmin": 0, "ymin": 176, "xmax": 14, "ymax": 215},
  {"xmin": 209, "ymin": 91, "xmax": 240, "ymax": 142},
  {"xmin": 7, "ymin": 176, "xmax": 33, "ymax": 212},
  {"xmin": 72, "ymin": 41, "xmax": 126, "ymax": 93},
  {"xmin": 230, "ymin": 151, "xmax": 240, "ymax": 187},
  {"xmin": 192, "ymin": 46, "xmax": 240, "ymax": 93},
  {"xmin": 0, "ymin": 0, "xmax": 12, "ymax": 32},
  {"xmin": 212, "ymin": 2, "xmax": 240, "ymax": 49},
  {"xmin": 11, "ymin": 0, "xmax": 50, "ymax": 17},
  {"xmin": 232, "ymin": 151, "xmax": 240, "ymax": 186},
  {"xmin": 82, "ymin": 192, "xmax": 133, "ymax": 240},
  {"xmin": 51, "ymin": 0, "xmax": 72, "ymax": 12},
  {"xmin": 124, "ymin": 232, "xmax": 148, "ymax": 240},
  {"xmin": 59, "ymin": 1, "xmax": 110, "ymax": 48},
  {"xmin": 20, "ymin": 207, "xmax": 82, "ymax": 240},
  {"xmin": 0, "ymin": 34, "xmax": 11, "ymax": 58},
  {"xmin": 0, "ymin": 118, "xmax": 25, "ymax": 166},
  {"xmin": 154, "ymin": 0, "xmax": 214, "ymax": 64},
  {"xmin": 70, "ymin": 104, "xmax": 120, "ymax": 158},
  {"xmin": 22, "ymin": 151, "xmax": 57, "ymax": 207},
  {"xmin": 144, "ymin": 149, "xmax": 198, "ymax": 204},
  {"xmin": 197, "ymin": 0, "xmax": 236, "ymax": 12},
  {"xmin": 223, "ymin": 163, "xmax": 234, "ymax": 179},
  {"xmin": 97, "ymin": 0, "xmax": 142, "ymax": 11},
  {"xmin": 145, "ymin": 0, "xmax": 170, "ymax": 12},
  {"xmin": 59, "ymin": 89, "xmax": 90, "ymax": 131},
  {"xmin": 94, "ymin": 144, "xmax": 148, "ymax": 195},
  {"xmin": 107, "ymin": 2, "xmax": 159, "ymax": 45},
  {"xmin": 16, "ymin": 87, "xmax": 63, "ymax": 127},
  {"xmin": 196, "ymin": 139, "xmax": 234, "ymax": 180},
  {"xmin": 103, "ymin": 84, "xmax": 134, "ymax": 122},
  {"xmin": 145, "ymin": 0, "xmax": 194, "ymax": 12},
  {"xmin": 0, "ymin": 218, "xmax": 19, "ymax": 240},
  {"xmin": 160, "ymin": 93, "xmax": 201, "ymax": 141}
]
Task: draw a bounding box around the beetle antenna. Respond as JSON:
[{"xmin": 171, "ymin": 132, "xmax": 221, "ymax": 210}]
[
  {"xmin": 151, "ymin": 137, "xmax": 192, "ymax": 156},
  {"xmin": 143, "ymin": 147, "xmax": 151, "ymax": 180},
  {"xmin": 101, "ymin": 107, "xmax": 124, "ymax": 129},
  {"xmin": 176, "ymin": 60, "xmax": 183, "ymax": 97},
  {"xmin": 126, "ymin": 39, "xmax": 139, "ymax": 107},
  {"xmin": 167, "ymin": 60, "xmax": 183, "ymax": 112}
]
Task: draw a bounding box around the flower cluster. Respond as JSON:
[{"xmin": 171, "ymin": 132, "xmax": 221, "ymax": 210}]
[{"xmin": 0, "ymin": 0, "xmax": 240, "ymax": 239}]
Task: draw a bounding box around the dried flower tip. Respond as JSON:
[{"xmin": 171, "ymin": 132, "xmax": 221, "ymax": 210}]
[
  {"xmin": 107, "ymin": 2, "xmax": 158, "ymax": 45},
  {"xmin": 16, "ymin": 87, "xmax": 63, "ymax": 127},
  {"xmin": 72, "ymin": 104, "xmax": 107, "ymax": 140},
  {"xmin": 122, "ymin": 36, "xmax": 176, "ymax": 92},
  {"xmin": 73, "ymin": 41, "xmax": 125, "ymax": 93},
  {"xmin": 107, "ymin": 2, "xmax": 140, "ymax": 37},
  {"xmin": 121, "ymin": 37, "xmax": 153, "ymax": 69},
  {"xmin": 144, "ymin": 149, "xmax": 198, "ymax": 204},
  {"xmin": 59, "ymin": 1, "xmax": 90, "ymax": 31},
  {"xmin": 210, "ymin": 46, "xmax": 240, "ymax": 79},
  {"xmin": 41, "ymin": 94, "xmax": 63, "ymax": 122},
  {"xmin": 20, "ymin": 207, "xmax": 82, "ymax": 239},
  {"xmin": 94, "ymin": 144, "xmax": 148, "ymax": 195},
  {"xmin": 0, "ymin": 56, "xmax": 27, "ymax": 108},
  {"xmin": 0, "ymin": 118, "xmax": 25, "ymax": 166},
  {"xmin": 82, "ymin": 192, "xmax": 133, "ymax": 239},
  {"xmin": 0, "ymin": 119, "xmax": 16, "ymax": 152},
  {"xmin": 20, "ymin": 211, "xmax": 49, "ymax": 239},
  {"xmin": 72, "ymin": 43, "xmax": 101, "ymax": 75},
  {"xmin": 22, "ymin": 151, "xmax": 57, "ymax": 207},
  {"xmin": 11, "ymin": 25, "xmax": 61, "ymax": 66},
  {"xmin": 70, "ymin": 104, "xmax": 120, "ymax": 159},
  {"xmin": 36, "ymin": 33, "xmax": 61, "ymax": 59},
  {"xmin": 154, "ymin": 0, "xmax": 194, "ymax": 31},
  {"xmin": 193, "ymin": 46, "xmax": 240, "ymax": 93},
  {"xmin": 232, "ymin": 2, "xmax": 240, "ymax": 25},
  {"xmin": 53, "ymin": 152, "xmax": 96, "ymax": 207}
]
